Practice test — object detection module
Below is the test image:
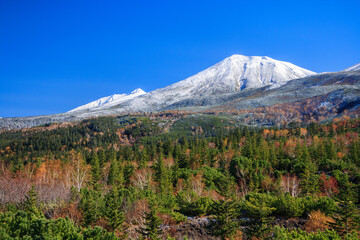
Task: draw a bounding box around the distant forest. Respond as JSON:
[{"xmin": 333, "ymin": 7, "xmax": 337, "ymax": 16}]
[{"xmin": 0, "ymin": 114, "xmax": 359, "ymax": 239}]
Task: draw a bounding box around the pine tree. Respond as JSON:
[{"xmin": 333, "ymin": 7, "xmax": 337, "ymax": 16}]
[
  {"xmin": 269, "ymin": 143, "xmax": 277, "ymax": 165},
  {"xmin": 300, "ymin": 168, "xmax": 318, "ymax": 195},
  {"xmin": 91, "ymin": 152, "xmax": 101, "ymax": 184},
  {"xmin": 138, "ymin": 203, "xmax": 162, "ymax": 240},
  {"xmin": 123, "ymin": 163, "xmax": 135, "ymax": 186},
  {"xmin": 108, "ymin": 158, "xmax": 123, "ymax": 186},
  {"xmin": 153, "ymin": 153, "xmax": 171, "ymax": 194},
  {"xmin": 325, "ymin": 140, "xmax": 337, "ymax": 160},
  {"xmin": 328, "ymin": 198, "xmax": 360, "ymax": 236},
  {"xmin": 208, "ymin": 200, "xmax": 239, "ymax": 240},
  {"xmin": 178, "ymin": 150, "xmax": 189, "ymax": 169},
  {"xmin": 139, "ymin": 148, "xmax": 149, "ymax": 169},
  {"xmin": 244, "ymin": 195, "xmax": 275, "ymax": 239},
  {"xmin": 299, "ymin": 144, "xmax": 310, "ymax": 163},
  {"xmin": 82, "ymin": 195, "xmax": 98, "ymax": 226},
  {"xmin": 23, "ymin": 186, "xmax": 42, "ymax": 217},
  {"xmin": 98, "ymin": 149, "xmax": 106, "ymax": 169},
  {"xmin": 171, "ymin": 158, "xmax": 179, "ymax": 187},
  {"xmin": 105, "ymin": 186, "xmax": 126, "ymax": 236}
]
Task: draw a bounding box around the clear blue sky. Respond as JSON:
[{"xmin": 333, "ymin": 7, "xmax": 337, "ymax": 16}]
[{"xmin": 1, "ymin": 0, "xmax": 359, "ymax": 117}]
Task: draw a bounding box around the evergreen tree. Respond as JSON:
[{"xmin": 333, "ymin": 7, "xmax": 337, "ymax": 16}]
[
  {"xmin": 328, "ymin": 198, "xmax": 360, "ymax": 236},
  {"xmin": 139, "ymin": 148, "xmax": 149, "ymax": 169},
  {"xmin": 80, "ymin": 189, "xmax": 105, "ymax": 227},
  {"xmin": 123, "ymin": 163, "xmax": 135, "ymax": 186},
  {"xmin": 208, "ymin": 200, "xmax": 239, "ymax": 240},
  {"xmin": 108, "ymin": 158, "xmax": 123, "ymax": 186},
  {"xmin": 269, "ymin": 143, "xmax": 277, "ymax": 165},
  {"xmin": 153, "ymin": 153, "xmax": 171, "ymax": 194},
  {"xmin": 325, "ymin": 140, "xmax": 337, "ymax": 160},
  {"xmin": 91, "ymin": 152, "xmax": 101, "ymax": 184},
  {"xmin": 23, "ymin": 186, "xmax": 42, "ymax": 217},
  {"xmin": 244, "ymin": 194, "xmax": 275, "ymax": 239},
  {"xmin": 171, "ymin": 158, "xmax": 180, "ymax": 187},
  {"xmin": 216, "ymin": 170, "xmax": 234, "ymax": 198},
  {"xmin": 178, "ymin": 150, "xmax": 189, "ymax": 169},
  {"xmin": 138, "ymin": 203, "xmax": 162, "ymax": 240},
  {"xmin": 300, "ymin": 168, "xmax": 319, "ymax": 195},
  {"xmin": 105, "ymin": 186, "xmax": 126, "ymax": 237},
  {"xmin": 98, "ymin": 149, "xmax": 106, "ymax": 169}
]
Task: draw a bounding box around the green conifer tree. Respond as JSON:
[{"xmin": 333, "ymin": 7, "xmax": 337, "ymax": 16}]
[
  {"xmin": 208, "ymin": 200, "xmax": 239, "ymax": 240},
  {"xmin": 244, "ymin": 195, "xmax": 275, "ymax": 239},
  {"xmin": 108, "ymin": 158, "xmax": 123, "ymax": 186},
  {"xmin": 105, "ymin": 186, "xmax": 126, "ymax": 236},
  {"xmin": 91, "ymin": 152, "xmax": 101, "ymax": 184},
  {"xmin": 153, "ymin": 153, "xmax": 171, "ymax": 194},
  {"xmin": 138, "ymin": 203, "xmax": 162, "ymax": 240},
  {"xmin": 23, "ymin": 186, "xmax": 42, "ymax": 217},
  {"xmin": 328, "ymin": 198, "xmax": 360, "ymax": 236}
]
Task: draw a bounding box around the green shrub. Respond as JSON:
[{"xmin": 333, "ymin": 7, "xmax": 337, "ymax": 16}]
[{"xmin": 274, "ymin": 193, "xmax": 305, "ymax": 217}]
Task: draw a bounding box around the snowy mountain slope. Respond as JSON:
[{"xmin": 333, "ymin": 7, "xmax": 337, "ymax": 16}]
[
  {"xmin": 68, "ymin": 88, "xmax": 146, "ymax": 112},
  {"xmin": 345, "ymin": 63, "xmax": 360, "ymax": 72},
  {"xmin": 90, "ymin": 55, "xmax": 315, "ymax": 112},
  {"xmin": 161, "ymin": 55, "xmax": 315, "ymax": 93}
]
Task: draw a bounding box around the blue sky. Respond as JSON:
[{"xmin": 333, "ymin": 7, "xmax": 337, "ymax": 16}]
[{"xmin": 1, "ymin": 0, "xmax": 359, "ymax": 117}]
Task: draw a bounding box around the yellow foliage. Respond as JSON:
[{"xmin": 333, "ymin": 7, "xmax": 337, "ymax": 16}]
[
  {"xmin": 300, "ymin": 128, "xmax": 308, "ymax": 136},
  {"xmin": 304, "ymin": 210, "xmax": 334, "ymax": 232}
]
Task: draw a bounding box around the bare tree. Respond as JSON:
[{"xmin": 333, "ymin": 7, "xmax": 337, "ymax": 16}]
[
  {"xmin": 69, "ymin": 151, "xmax": 89, "ymax": 192},
  {"xmin": 131, "ymin": 168, "xmax": 152, "ymax": 190},
  {"xmin": 280, "ymin": 173, "xmax": 300, "ymax": 197}
]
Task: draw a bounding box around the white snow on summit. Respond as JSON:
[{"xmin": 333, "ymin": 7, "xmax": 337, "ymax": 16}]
[
  {"xmin": 345, "ymin": 63, "xmax": 360, "ymax": 72},
  {"xmin": 158, "ymin": 55, "xmax": 315, "ymax": 94},
  {"xmin": 68, "ymin": 88, "xmax": 146, "ymax": 112}
]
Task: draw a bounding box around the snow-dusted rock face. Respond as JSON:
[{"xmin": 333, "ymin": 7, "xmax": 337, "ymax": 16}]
[
  {"xmin": 345, "ymin": 63, "xmax": 360, "ymax": 72},
  {"xmin": 68, "ymin": 88, "xmax": 146, "ymax": 112}
]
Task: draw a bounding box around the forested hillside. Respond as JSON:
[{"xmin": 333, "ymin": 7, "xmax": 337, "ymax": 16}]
[{"xmin": 0, "ymin": 114, "xmax": 360, "ymax": 239}]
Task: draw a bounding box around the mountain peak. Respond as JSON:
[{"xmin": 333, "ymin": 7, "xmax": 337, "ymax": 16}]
[
  {"xmin": 131, "ymin": 88, "xmax": 146, "ymax": 95},
  {"xmin": 189, "ymin": 54, "xmax": 316, "ymax": 91},
  {"xmin": 227, "ymin": 54, "xmax": 274, "ymax": 61}
]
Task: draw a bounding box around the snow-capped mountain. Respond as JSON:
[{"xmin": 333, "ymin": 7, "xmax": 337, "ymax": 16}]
[
  {"xmin": 68, "ymin": 88, "xmax": 146, "ymax": 112},
  {"xmin": 153, "ymin": 54, "xmax": 315, "ymax": 94},
  {"xmin": 83, "ymin": 54, "xmax": 315, "ymax": 112},
  {"xmin": 69, "ymin": 55, "xmax": 315, "ymax": 113},
  {"xmin": 345, "ymin": 63, "xmax": 360, "ymax": 72},
  {"xmin": 1, "ymin": 54, "xmax": 323, "ymax": 129}
]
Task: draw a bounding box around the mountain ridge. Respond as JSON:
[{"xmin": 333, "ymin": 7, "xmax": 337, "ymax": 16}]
[{"xmin": 68, "ymin": 88, "xmax": 146, "ymax": 112}]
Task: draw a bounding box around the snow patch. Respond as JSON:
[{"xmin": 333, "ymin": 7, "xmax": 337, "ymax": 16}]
[{"xmin": 319, "ymin": 101, "xmax": 331, "ymax": 109}]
